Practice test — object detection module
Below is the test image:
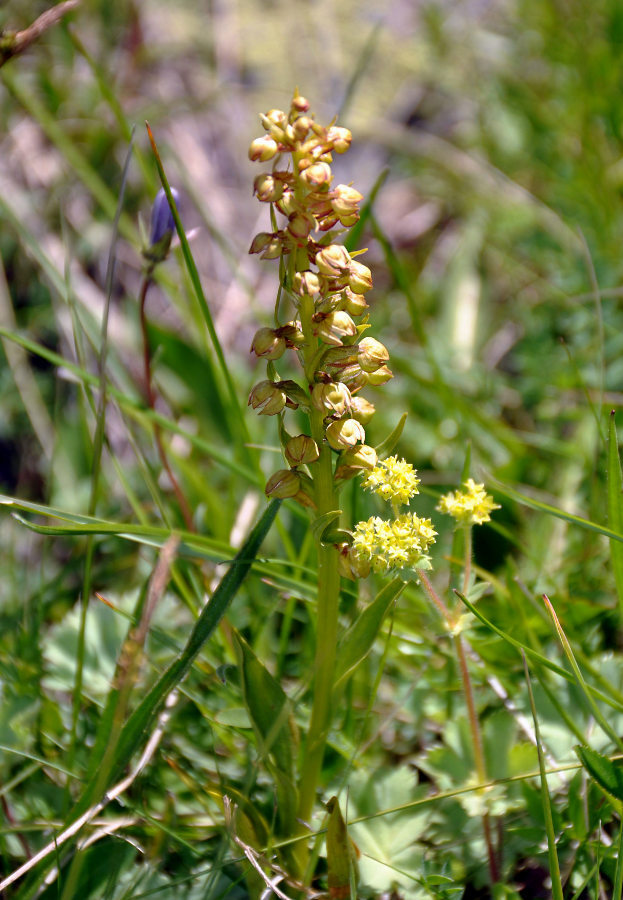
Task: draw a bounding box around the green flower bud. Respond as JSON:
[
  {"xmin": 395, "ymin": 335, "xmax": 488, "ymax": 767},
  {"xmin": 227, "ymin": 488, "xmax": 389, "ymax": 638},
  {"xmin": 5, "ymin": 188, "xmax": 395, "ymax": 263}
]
[
  {"xmin": 253, "ymin": 174, "xmax": 284, "ymax": 203},
  {"xmin": 311, "ymin": 381, "xmax": 352, "ymax": 416},
  {"xmin": 287, "ymin": 211, "xmax": 315, "ymax": 242},
  {"xmin": 293, "ymin": 270, "xmax": 321, "ymax": 295},
  {"xmin": 366, "ymin": 365, "xmax": 393, "ymax": 386},
  {"xmin": 249, "ymin": 136, "xmax": 279, "ymax": 162},
  {"xmin": 334, "ymin": 445, "xmax": 378, "ymax": 483},
  {"xmin": 358, "ymin": 337, "xmax": 389, "ymax": 373},
  {"xmin": 300, "ymin": 162, "xmax": 332, "ymax": 186},
  {"xmin": 331, "ymin": 184, "xmax": 362, "ymax": 224},
  {"xmin": 285, "ymin": 434, "xmax": 320, "ymax": 467},
  {"xmin": 276, "ymin": 190, "xmax": 298, "ymax": 217},
  {"xmin": 292, "ymin": 115, "xmax": 312, "ymax": 141},
  {"xmin": 248, "ymin": 232, "xmax": 275, "ymax": 254},
  {"xmin": 291, "ymin": 93, "xmax": 311, "ymax": 113},
  {"xmin": 250, "ymin": 327, "xmax": 286, "ymax": 360},
  {"xmin": 326, "ymin": 126, "xmax": 352, "ymax": 153},
  {"xmin": 314, "ymin": 310, "xmax": 358, "ymax": 346},
  {"xmin": 262, "ymin": 108, "xmax": 288, "ymax": 129},
  {"xmin": 316, "ymin": 244, "xmax": 351, "ymax": 276},
  {"xmin": 326, "ymin": 418, "xmax": 365, "ymax": 451},
  {"xmin": 341, "ymin": 444, "xmax": 378, "ymax": 470},
  {"xmin": 265, "ymin": 469, "xmax": 301, "ymax": 499},
  {"xmin": 341, "ymin": 287, "xmax": 369, "ymax": 316},
  {"xmin": 350, "ymin": 395, "xmax": 376, "ymax": 424},
  {"xmin": 348, "ymin": 259, "xmax": 373, "ymax": 294},
  {"xmin": 248, "ymin": 380, "xmax": 286, "ymax": 415}
]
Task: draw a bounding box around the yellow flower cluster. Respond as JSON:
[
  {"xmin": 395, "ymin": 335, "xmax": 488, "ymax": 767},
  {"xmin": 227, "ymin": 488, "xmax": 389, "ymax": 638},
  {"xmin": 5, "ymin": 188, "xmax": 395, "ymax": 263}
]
[
  {"xmin": 352, "ymin": 513, "xmax": 437, "ymax": 574},
  {"xmin": 436, "ymin": 478, "xmax": 500, "ymax": 526},
  {"xmin": 362, "ymin": 455, "xmax": 421, "ymax": 507}
]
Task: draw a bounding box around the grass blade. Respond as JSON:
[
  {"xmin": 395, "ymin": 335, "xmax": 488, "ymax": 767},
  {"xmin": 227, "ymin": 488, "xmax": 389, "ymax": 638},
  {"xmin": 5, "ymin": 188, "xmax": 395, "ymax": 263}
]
[{"xmin": 522, "ymin": 651, "xmax": 564, "ymax": 900}]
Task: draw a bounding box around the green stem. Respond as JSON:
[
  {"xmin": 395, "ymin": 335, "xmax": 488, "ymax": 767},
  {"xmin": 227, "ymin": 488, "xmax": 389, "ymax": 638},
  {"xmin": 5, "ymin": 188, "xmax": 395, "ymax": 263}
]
[
  {"xmin": 419, "ymin": 570, "xmax": 499, "ymax": 885},
  {"xmin": 295, "ymin": 296, "xmax": 342, "ymax": 870}
]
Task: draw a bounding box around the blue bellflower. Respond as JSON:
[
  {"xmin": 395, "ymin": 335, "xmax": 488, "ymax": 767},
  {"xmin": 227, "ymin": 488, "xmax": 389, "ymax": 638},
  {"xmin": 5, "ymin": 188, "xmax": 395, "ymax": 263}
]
[{"xmin": 149, "ymin": 187, "xmax": 180, "ymax": 247}]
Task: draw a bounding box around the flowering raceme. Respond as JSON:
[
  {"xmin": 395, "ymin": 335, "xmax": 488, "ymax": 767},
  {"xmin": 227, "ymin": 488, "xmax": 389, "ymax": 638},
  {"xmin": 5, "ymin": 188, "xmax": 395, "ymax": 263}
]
[
  {"xmin": 247, "ymin": 91, "xmax": 385, "ymax": 507},
  {"xmin": 437, "ymin": 478, "xmax": 500, "ymax": 526}
]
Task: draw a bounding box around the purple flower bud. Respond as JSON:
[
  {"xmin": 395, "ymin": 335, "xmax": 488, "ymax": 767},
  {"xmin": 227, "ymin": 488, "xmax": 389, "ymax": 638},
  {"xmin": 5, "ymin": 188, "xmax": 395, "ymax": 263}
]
[{"xmin": 149, "ymin": 187, "xmax": 180, "ymax": 247}]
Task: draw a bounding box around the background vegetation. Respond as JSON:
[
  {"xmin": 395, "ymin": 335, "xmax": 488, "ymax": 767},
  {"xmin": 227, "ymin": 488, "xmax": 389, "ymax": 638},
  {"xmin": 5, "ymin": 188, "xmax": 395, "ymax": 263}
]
[{"xmin": 2, "ymin": 0, "xmax": 623, "ymax": 897}]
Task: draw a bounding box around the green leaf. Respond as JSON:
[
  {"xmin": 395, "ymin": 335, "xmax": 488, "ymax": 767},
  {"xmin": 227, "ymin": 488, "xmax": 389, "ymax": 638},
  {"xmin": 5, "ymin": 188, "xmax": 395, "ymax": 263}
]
[
  {"xmin": 326, "ymin": 796, "xmax": 358, "ymax": 898},
  {"xmin": 607, "ymin": 412, "xmax": 623, "ymax": 621},
  {"xmin": 70, "ymin": 500, "xmax": 282, "ymax": 820},
  {"xmin": 493, "ymin": 480, "xmax": 623, "ymax": 546},
  {"xmin": 375, "ymin": 413, "xmax": 407, "ymax": 459},
  {"xmin": 456, "ymin": 590, "xmax": 623, "ymax": 712},
  {"xmin": 233, "ymin": 631, "xmax": 298, "ymax": 834},
  {"xmin": 575, "ymin": 745, "xmax": 623, "ymax": 803},
  {"xmin": 334, "ymin": 577, "xmax": 405, "ymax": 692},
  {"xmin": 311, "ymin": 509, "xmax": 343, "ymax": 544}
]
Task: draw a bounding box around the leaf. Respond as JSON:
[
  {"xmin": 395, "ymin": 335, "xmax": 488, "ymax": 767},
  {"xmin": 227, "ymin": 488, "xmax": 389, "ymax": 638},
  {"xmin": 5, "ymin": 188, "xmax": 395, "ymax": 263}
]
[
  {"xmin": 334, "ymin": 577, "xmax": 405, "ymax": 692},
  {"xmin": 311, "ymin": 509, "xmax": 343, "ymax": 544},
  {"xmin": 326, "ymin": 797, "xmax": 358, "ymax": 899},
  {"xmin": 69, "ymin": 499, "xmax": 282, "ymax": 822},
  {"xmin": 493, "ymin": 480, "xmax": 623, "ymax": 546},
  {"xmin": 233, "ymin": 631, "xmax": 298, "ymax": 834},
  {"xmin": 455, "ymin": 590, "xmax": 623, "ymax": 712},
  {"xmin": 374, "ymin": 413, "xmax": 407, "ymax": 459},
  {"xmin": 575, "ymin": 745, "xmax": 623, "ymax": 804}
]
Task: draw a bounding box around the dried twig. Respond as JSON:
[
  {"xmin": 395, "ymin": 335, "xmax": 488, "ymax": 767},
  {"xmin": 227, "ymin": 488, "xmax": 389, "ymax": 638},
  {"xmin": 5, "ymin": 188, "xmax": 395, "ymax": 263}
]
[{"xmin": 0, "ymin": 1, "xmax": 80, "ymax": 67}]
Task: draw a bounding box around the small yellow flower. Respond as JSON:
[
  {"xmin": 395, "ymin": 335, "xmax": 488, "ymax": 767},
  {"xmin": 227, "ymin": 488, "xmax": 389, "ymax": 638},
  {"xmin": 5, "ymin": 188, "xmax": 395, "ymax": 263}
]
[
  {"xmin": 351, "ymin": 512, "xmax": 436, "ymax": 574},
  {"xmin": 362, "ymin": 456, "xmax": 420, "ymax": 507},
  {"xmin": 436, "ymin": 478, "xmax": 500, "ymax": 526}
]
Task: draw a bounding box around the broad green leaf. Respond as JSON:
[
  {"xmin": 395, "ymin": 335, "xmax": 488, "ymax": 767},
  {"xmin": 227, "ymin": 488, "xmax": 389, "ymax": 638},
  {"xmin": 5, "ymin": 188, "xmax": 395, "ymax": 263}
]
[
  {"xmin": 334, "ymin": 577, "xmax": 405, "ymax": 692},
  {"xmin": 233, "ymin": 631, "xmax": 298, "ymax": 834},
  {"xmin": 575, "ymin": 745, "xmax": 623, "ymax": 804}
]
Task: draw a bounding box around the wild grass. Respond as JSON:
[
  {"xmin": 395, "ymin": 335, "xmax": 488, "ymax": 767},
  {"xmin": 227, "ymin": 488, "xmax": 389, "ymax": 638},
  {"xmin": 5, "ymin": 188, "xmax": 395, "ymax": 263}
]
[{"xmin": 2, "ymin": 1, "xmax": 623, "ymax": 898}]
